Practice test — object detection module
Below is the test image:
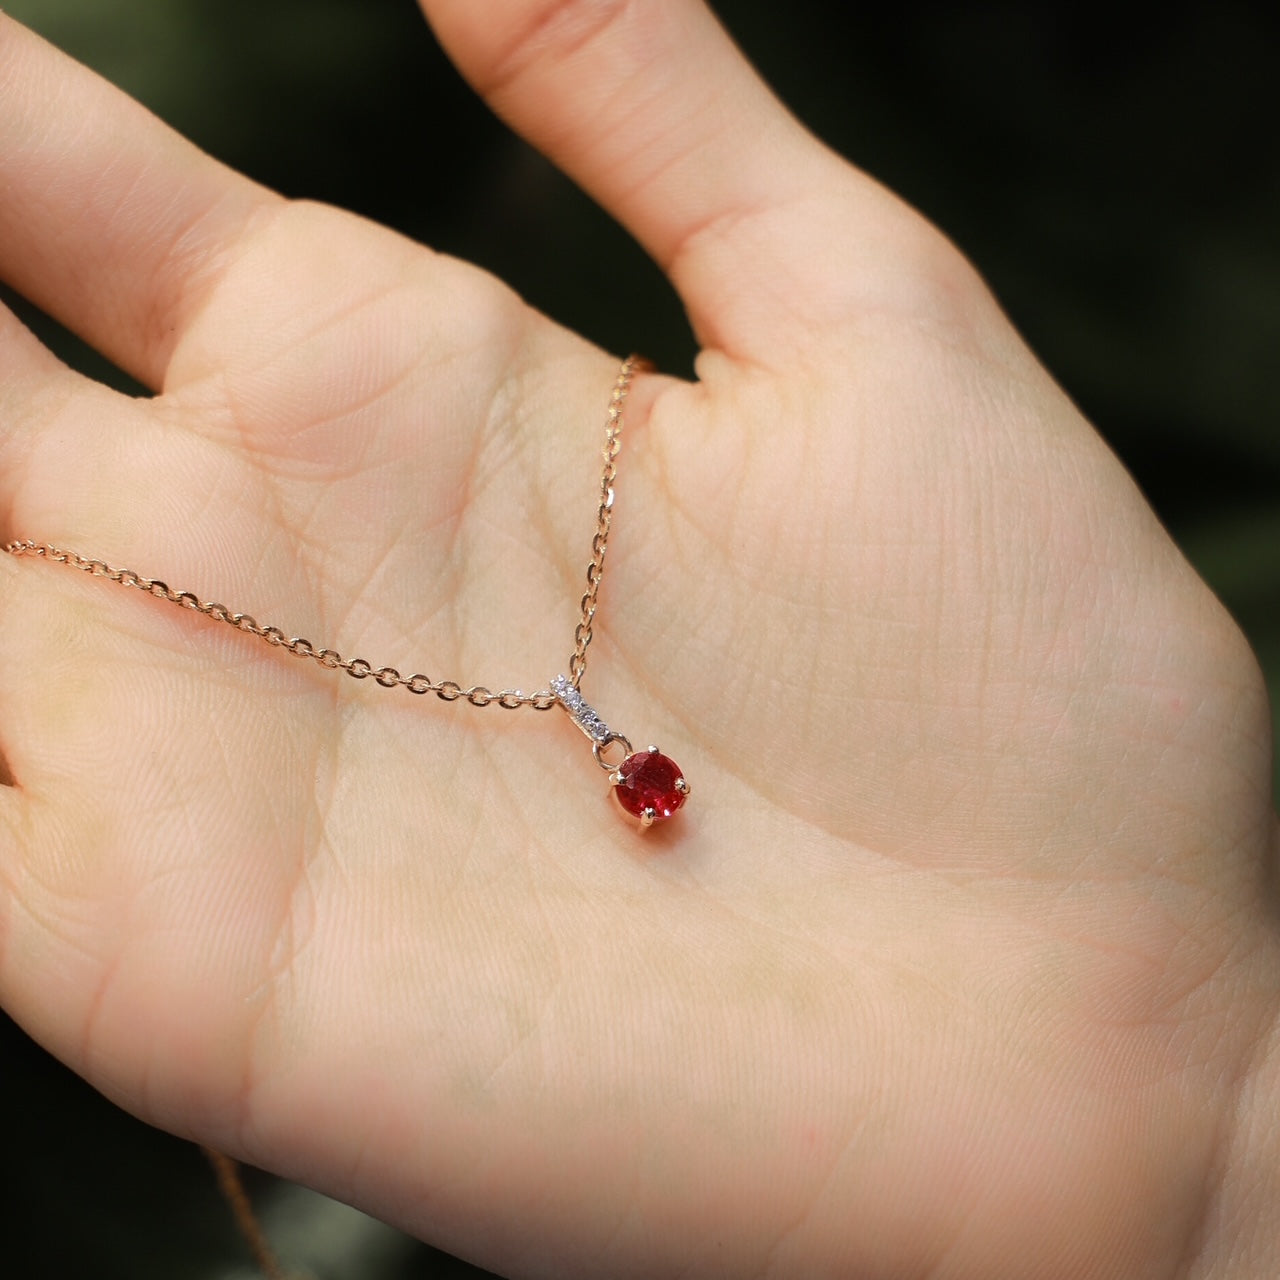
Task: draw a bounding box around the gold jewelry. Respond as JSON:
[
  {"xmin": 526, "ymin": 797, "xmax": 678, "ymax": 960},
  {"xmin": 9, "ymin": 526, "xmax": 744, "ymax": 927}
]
[
  {"xmin": 203, "ymin": 1149, "xmax": 291, "ymax": 1280},
  {"xmin": 4, "ymin": 355, "xmax": 688, "ymax": 829}
]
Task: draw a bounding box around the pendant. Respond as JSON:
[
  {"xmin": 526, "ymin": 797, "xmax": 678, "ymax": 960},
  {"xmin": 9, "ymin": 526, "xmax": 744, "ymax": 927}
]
[{"xmin": 551, "ymin": 675, "xmax": 689, "ymax": 830}]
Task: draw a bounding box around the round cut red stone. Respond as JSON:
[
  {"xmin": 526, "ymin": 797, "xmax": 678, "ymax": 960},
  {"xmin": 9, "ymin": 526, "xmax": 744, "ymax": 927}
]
[{"xmin": 613, "ymin": 751, "xmax": 687, "ymax": 823}]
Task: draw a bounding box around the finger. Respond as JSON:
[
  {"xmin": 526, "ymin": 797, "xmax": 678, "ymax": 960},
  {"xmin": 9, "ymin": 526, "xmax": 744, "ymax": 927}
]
[
  {"xmin": 419, "ymin": 0, "xmax": 937, "ymax": 357},
  {"xmin": 0, "ymin": 308, "xmax": 71, "ymax": 859},
  {"xmin": 0, "ymin": 15, "xmax": 280, "ymax": 391},
  {"xmin": 0, "ymin": 298, "xmax": 67, "ymax": 383},
  {"xmin": 0, "ymin": 300, "xmax": 84, "ymax": 509}
]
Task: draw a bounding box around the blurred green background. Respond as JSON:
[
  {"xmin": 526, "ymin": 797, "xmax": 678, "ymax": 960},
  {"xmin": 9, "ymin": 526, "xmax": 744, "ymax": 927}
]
[{"xmin": 2, "ymin": 1, "xmax": 1277, "ymax": 1276}]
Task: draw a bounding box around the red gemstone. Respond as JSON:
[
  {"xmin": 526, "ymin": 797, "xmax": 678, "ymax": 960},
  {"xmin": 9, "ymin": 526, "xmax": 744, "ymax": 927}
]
[{"xmin": 613, "ymin": 751, "xmax": 688, "ymax": 824}]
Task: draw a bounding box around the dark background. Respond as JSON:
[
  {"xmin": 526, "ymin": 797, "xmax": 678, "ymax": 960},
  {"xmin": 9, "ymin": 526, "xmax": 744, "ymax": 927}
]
[{"xmin": 3, "ymin": 2, "xmax": 1277, "ymax": 1276}]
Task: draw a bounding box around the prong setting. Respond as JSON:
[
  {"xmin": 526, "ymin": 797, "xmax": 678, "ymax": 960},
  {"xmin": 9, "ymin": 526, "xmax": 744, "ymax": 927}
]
[{"xmin": 610, "ymin": 748, "xmax": 689, "ymax": 828}]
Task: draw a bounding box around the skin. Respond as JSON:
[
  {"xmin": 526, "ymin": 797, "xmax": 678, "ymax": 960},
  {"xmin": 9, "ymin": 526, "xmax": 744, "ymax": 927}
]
[{"xmin": 0, "ymin": 2, "xmax": 1276, "ymax": 1276}]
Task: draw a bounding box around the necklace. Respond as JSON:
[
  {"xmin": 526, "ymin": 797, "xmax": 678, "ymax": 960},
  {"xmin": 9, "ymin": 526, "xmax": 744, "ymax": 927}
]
[{"xmin": 4, "ymin": 355, "xmax": 689, "ymax": 830}]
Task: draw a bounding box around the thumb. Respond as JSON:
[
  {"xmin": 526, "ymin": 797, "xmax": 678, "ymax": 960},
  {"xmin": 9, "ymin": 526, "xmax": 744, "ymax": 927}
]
[{"xmin": 417, "ymin": 0, "xmax": 929, "ymax": 360}]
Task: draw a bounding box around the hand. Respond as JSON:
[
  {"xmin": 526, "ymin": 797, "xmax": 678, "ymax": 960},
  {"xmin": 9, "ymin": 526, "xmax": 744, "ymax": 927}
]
[{"xmin": 1, "ymin": 3, "xmax": 1276, "ymax": 1277}]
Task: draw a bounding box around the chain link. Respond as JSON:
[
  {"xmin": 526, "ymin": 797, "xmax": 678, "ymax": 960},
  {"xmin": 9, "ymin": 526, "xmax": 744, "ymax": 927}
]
[
  {"xmin": 567, "ymin": 356, "xmax": 646, "ymax": 685},
  {"xmin": 4, "ymin": 355, "xmax": 648, "ymax": 710}
]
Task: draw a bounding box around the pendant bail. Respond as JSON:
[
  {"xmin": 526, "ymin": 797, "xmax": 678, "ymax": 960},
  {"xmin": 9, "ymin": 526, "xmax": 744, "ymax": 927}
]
[
  {"xmin": 551, "ymin": 674, "xmax": 689, "ymax": 829},
  {"xmin": 591, "ymin": 733, "xmax": 634, "ymax": 771},
  {"xmin": 551, "ymin": 674, "xmax": 617, "ymax": 745}
]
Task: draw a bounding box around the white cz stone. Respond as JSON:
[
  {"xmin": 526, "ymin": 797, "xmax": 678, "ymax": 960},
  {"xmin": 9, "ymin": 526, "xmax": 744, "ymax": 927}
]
[{"xmin": 552, "ymin": 674, "xmax": 612, "ymax": 742}]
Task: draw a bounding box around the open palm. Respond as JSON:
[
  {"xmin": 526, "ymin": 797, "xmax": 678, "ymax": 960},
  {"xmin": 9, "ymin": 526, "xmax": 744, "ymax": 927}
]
[{"xmin": 1, "ymin": 4, "xmax": 1276, "ymax": 1278}]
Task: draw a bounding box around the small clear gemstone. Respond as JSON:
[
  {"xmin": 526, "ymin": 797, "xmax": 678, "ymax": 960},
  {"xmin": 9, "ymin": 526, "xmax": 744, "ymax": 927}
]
[{"xmin": 553, "ymin": 676, "xmax": 613, "ymax": 742}]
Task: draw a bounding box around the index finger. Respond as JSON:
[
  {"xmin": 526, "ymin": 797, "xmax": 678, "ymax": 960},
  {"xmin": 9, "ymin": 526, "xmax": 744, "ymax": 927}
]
[{"xmin": 0, "ymin": 15, "xmax": 279, "ymax": 392}]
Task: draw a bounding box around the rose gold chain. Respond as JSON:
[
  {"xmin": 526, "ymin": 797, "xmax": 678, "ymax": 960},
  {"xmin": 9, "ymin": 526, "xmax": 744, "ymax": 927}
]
[
  {"xmin": 4, "ymin": 355, "xmax": 647, "ymax": 705},
  {"xmin": 568, "ymin": 354, "xmax": 645, "ymax": 685},
  {"xmin": 203, "ymin": 1148, "xmax": 295, "ymax": 1280}
]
